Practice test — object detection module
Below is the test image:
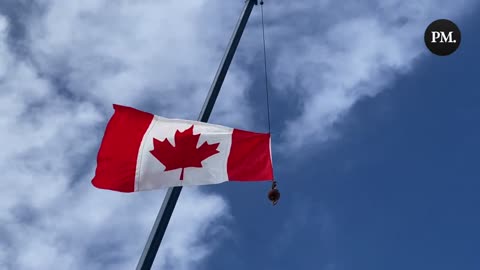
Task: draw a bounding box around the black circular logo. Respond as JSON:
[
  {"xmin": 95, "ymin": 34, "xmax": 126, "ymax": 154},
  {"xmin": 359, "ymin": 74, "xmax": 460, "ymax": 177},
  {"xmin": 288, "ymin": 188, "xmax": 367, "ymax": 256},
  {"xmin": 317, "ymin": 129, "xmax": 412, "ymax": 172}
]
[{"xmin": 424, "ymin": 19, "xmax": 461, "ymax": 56}]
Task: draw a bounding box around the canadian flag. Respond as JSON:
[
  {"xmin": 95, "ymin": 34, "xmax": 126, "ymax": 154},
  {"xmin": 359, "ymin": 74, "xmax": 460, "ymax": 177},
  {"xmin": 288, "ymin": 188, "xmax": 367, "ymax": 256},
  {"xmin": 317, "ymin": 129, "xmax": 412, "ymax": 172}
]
[{"xmin": 91, "ymin": 105, "xmax": 273, "ymax": 192}]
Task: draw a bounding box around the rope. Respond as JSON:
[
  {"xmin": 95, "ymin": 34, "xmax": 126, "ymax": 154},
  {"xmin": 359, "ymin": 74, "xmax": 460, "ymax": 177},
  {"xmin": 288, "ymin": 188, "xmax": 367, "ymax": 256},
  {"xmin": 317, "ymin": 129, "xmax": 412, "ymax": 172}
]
[
  {"xmin": 260, "ymin": 1, "xmax": 279, "ymax": 206},
  {"xmin": 260, "ymin": 0, "xmax": 271, "ymax": 134}
]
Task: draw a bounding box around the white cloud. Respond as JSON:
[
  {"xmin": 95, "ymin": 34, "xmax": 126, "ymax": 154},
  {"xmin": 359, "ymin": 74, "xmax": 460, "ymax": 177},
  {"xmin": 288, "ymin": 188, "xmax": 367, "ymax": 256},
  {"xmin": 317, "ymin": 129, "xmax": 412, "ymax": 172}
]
[
  {"xmin": 0, "ymin": 0, "xmax": 239, "ymax": 268},
  {"xmin": 265, "ymin": 0, "xmax": 476, "ymax": 149},
  {"xmin": 27, "ymin": 0, "xmax": 253, "ymax": 126},
  {"xmin": 0, "ymin": 0, "xmax": 477, "ymax": 269}
]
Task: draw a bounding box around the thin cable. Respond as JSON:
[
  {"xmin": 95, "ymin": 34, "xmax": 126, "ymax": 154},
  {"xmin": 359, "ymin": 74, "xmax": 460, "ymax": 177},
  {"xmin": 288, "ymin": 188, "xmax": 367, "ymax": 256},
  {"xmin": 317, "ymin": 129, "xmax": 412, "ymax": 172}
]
[
  {"xmin": 260, "ymin": 1, "xmax": 277, "ymax": 187},
  {"xmin": 260, "ymin": 1, "xmax": 271, "ymax": 134}
]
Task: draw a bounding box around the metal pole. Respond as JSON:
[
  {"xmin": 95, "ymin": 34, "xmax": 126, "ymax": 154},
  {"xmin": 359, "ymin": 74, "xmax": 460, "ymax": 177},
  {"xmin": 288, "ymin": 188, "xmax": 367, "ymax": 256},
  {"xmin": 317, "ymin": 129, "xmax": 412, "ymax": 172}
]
[{"xmin": 136, "ymin": 1, "xmax": 258, "ymax": 269}]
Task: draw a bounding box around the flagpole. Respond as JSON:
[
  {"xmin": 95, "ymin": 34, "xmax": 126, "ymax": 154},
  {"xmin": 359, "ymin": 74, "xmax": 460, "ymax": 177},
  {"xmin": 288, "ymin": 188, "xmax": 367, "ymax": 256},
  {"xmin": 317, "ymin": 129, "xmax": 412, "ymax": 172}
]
[{"xmin": 136, "ymin": 1, "xmax": 258, "ymax": 269}]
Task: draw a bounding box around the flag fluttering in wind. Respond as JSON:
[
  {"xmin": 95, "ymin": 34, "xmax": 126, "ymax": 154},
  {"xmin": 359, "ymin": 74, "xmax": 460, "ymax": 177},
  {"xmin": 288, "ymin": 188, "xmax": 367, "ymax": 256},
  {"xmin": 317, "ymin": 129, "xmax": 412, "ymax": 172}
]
[{"xmin": 91, "ymin": 105, "xmax": 273, "ymax": 192}]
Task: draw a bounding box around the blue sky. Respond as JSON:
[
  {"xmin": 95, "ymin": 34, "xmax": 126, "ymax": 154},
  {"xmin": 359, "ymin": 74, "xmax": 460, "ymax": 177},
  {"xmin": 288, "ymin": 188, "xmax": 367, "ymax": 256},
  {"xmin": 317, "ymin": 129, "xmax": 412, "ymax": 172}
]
[
  {"xmin": 217, "ymin": 41, "xmax": 478, "ymax": 270},
  {"xmin": 205, "ymin": 13, "xmax": 480, "ymax": 270},
  {"xmin": 0, "ymin": 1, "xmax": 479, "ymax": 270},
  {"xmin": 203, "ymin": 6, "xmax": 480, "ymax": 270}
]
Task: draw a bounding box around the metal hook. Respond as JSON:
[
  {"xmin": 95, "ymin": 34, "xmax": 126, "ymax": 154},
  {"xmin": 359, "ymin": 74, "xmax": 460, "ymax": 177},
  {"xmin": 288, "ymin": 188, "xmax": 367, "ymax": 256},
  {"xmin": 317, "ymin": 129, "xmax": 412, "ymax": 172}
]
[{"xmin": 268, "ymin": 181, "xmax": 280, "ymax": 205}]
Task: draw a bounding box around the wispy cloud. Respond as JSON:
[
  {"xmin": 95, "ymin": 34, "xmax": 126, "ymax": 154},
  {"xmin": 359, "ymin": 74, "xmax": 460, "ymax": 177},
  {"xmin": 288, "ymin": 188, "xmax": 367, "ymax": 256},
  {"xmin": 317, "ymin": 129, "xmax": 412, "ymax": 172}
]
[
  {"xmin": 0, "ymin": 0, "xmax": 477, "ymax": 269},
  {"xmin": 264, "ymin": 0, "xmax": 477, "ymax": 149},
  {"xmin": 0, "ymin": 1, "xmax": 240, "ymax": 269},
  {"xmin": 26, "ymin": 0, "xmax": 253, "ymax": 125}
]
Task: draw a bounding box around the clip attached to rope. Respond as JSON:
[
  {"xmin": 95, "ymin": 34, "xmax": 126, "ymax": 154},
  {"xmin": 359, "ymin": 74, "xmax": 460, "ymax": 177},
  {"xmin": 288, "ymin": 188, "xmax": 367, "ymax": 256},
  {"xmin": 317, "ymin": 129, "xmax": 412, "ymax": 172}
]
[{"xmin": 268, "ymin": 180, "xmax": 280, "ymax": 205}]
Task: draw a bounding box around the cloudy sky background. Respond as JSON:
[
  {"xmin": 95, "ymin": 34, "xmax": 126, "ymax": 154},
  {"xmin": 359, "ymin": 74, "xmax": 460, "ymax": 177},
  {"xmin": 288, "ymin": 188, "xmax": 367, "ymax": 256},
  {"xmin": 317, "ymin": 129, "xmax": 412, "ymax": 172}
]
[{"xmin": 0, "ymin": 0, "xmax": 479, "ymax": 269}]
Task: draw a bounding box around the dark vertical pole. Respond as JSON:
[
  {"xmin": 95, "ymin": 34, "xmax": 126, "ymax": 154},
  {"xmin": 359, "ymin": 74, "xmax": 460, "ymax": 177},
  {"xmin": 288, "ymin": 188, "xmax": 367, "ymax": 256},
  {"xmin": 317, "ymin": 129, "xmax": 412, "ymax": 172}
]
[{"xmin": 136, "ymin": 1, "xmax": 258, "ymax": 269}]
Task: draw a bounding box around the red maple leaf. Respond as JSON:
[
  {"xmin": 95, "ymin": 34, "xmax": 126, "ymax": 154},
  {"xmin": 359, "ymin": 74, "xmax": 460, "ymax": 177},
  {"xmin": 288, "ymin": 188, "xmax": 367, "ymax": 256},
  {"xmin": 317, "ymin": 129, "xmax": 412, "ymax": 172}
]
[{"xmin": 150, "ymin": 125, "xmax": 220, "ymax": 180}]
